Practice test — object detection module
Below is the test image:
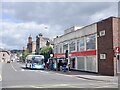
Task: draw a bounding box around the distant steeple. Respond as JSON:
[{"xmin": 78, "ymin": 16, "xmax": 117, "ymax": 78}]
[{"xmin": 28, "ymin": 34, "xmax": 32, "ymax": 43}]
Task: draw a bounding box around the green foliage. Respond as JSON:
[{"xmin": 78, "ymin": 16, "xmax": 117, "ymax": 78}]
[
  {"xmin": 40, "ymin": 46, "xmax": 53, "ymax": 63},
  {"xmin": 16, "ymin": 52, "xmax": 21, "ymax": 57},
  {"xmin": 22, "ymin": 50, "xmax": 31, "ymax": 62},
  {"xmin": 40, "ymin": 46, "xmax": 52, "ymax": 54}
]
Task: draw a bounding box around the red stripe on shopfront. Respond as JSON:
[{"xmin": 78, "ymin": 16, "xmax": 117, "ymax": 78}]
[
  {"xmin": 54, "ymin": 53, "xmax": 65, "ymax": 57},
  {"xmin": 70, "ymin": 50, "xmax": 96, "ymax": 56},
  {"xmin": 54, "ymin": 50, "xmax": 96, "ymax": 57}
]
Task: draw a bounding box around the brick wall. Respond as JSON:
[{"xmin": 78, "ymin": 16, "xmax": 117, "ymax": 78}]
[{"xmin": 97, "ymin": 17, "xmax": 114, "ymax": 76}]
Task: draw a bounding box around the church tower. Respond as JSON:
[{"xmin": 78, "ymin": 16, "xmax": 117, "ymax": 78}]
[
  {"xmin": 27, "ymin": 35, "xmax": 33, "ymax": 53},
  {"xmin": 28, "ymin": 34, "xmax": 32, "ymax": 44}
]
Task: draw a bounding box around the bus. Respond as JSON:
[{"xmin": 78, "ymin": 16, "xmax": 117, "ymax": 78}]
[{"xmin": 25, "ymin": 55, "xmax": 45, "ymax": 69}]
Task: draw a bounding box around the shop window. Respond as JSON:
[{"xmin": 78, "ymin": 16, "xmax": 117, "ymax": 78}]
[
  {"xmin": 69, "ymin": 41, "xmax": 75, "ymax": 52},
  {"xmin": 86, "ymin": 35, "xmax": 96, "ymax": 50},
  {"xmin": 77, "ymin": 56, "xmax": 85, "ymax": 70},
  {"xmin": 54, "ymin": 45, "xmax": 59, "ymax": 54},
  {"xmin": 79, "ymin": 38, "xmax": 85, "ymax": 51},
  {"xmin": 59, "ymin": 45, "xmax": 62, "ymax": 53},
  {"xmin": 77, "ymin": 40, "xmax": 79, "ymax": 51},
  {"xmin": 63, "ymin": 44, "xmax": 68, "ymax": 53},
  {"xmin": 86, "ymin": 56, "xmax": 97, "ymax": 72}
]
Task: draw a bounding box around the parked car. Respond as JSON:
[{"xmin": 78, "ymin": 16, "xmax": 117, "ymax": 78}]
[
  {"xmin": 17, "ymin": 59, "xmax": 20, "ymax": 62},
  {"xmin": 7, "ymin": 61, "xmax": 10, "ymax": 63}
]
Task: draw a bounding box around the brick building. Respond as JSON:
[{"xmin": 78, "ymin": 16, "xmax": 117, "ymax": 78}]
[
  {"xmin": 27, "ymin": 35, "xmax": 36, "ymax": 53},
  {"xmin": 53, "ymin": 17, "xmax": 120, "ymax": 76},
  {"xmin": 36, "ymin": 33, "xmax": 53, "ymax": 54},
  {"xmin": 0, "ymin": 48, "xmax": 11, "ymax": 62}
]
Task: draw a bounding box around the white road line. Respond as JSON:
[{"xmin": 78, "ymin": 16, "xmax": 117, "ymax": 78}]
[
  {"xmin": 34, "ymin": 70, "xmax": 49, "ymax": 73},
  {"xmin": 11, "ymin": 64, "xmax": 17, "ymax": 72},
  {"xmin": 39, "ymin": 70, "xmax": 49, "ymax": 73},
  {"xmin": 21, "ymin": 69, "xmax": 25, "ymax": 71},
  {"xmin": 31, "ymin": 84, "xmax": 70, "ymax": 88},
  {"xmin": 21, "ymin": 69, "xmax": 36, "ymax": 72},
  {"xmin": 17, "ymin": 63, "xmax": 25, "ymax": 67}
]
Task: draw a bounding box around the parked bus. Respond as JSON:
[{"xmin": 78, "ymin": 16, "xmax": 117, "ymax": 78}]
[{"xmin": 25, "ymin": 55, "xmax": 45, "ymax": 69}]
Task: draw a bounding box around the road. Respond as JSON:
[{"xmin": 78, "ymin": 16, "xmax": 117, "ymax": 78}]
[
  {"xmin": 1, "ymin": 62, "xmax": 118, "ymax": 88},
  {"xmin": 0, "ymin": 62, "xmax": 2, "ymax": 89}
]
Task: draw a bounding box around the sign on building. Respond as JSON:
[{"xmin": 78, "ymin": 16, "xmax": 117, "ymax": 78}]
[
  {"xmin": 99, "ymin": 30, "xmax": 105, "ymax": 37},
  {"xmin": 115, "ymin": 47, "xmax": 120, "ymax": 53},
  {"xmin": 100, "ymin": 54, "xmax": 106, "ymax": 59}
]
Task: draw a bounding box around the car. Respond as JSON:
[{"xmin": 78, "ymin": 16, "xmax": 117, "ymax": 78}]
[
  {"xmin": 17, "ymin": 59, "xmax": 20, "ymax": 62},
  {"xmin": 11, "ymin": 60, "xmax": 13, "ymax": 62},
  {"xmin": 7, "ymin": 61, "xmax": 10, "ymax": 63}
]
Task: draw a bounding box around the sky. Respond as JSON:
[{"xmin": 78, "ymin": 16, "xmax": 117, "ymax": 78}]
[{"xmin": 0, "ymin": 1, "xmax": 119, "ymax": 50}]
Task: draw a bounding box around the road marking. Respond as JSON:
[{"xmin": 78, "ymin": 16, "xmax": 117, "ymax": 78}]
[
  {"xmin": 17, "ymin": 63, "xmax": 25, "ymax": 67},
  {"xmin": 20, "ymin": 69, "xmax": 36, "ymax": 72},
  {"xmin": 34, "ymin": 70, "xmax": 49, "ymax": 74},
  {"xmin": 39, "ymin": 70, "xmax": 49, "ymax": 73},
  {"xmin": 54, "ymin": 73, "xmax": 73, "ymax": 77},
  {"xmin": 21, "ymin": 69, "xmax": 25, "ymax": 71},
  {"xmin": 31, "ymin": 84, "xmax": 70, "ymax": 88},
  {"xmin": 11, "ymin": 64, "xmax": 17, "ymax": 72}
]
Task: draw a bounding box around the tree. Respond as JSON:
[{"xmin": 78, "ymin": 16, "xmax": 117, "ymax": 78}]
[
  {"xmin": 40, "ymin": 46, "xmax": 53, "ymax": 63},
  {"xmin": 22, "ymin": 49, "xmax": 31, "ymax": 62}
]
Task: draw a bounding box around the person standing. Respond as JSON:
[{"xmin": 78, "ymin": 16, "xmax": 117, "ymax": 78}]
[
  {"xmin": 63, "ymin": 60, "xmax": 67, "ymax": 72},
  {"xmin": 68, "ymin": 63, "xmax": 71, "ymax": 72}
]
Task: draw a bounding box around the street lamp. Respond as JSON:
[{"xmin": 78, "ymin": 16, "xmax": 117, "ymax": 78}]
[{"xmin": 50, "ymin": 54, "xmax": 53, "ymax": 58}]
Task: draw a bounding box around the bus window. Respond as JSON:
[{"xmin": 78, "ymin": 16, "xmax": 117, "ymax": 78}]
[{"xmin": 25, "ymin": 55, "xmax": 45, "ymax": 69}]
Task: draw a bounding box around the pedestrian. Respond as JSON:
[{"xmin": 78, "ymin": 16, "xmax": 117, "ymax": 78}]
[
  {"xmin": 60, "ymin": 65, "xmax": 63, "ymax": 71},
  {"xmin": 63, "ymin": 62, "xmax": 67, "ymax": 72},
  {"xmin": 68, "ymin": 63, "xmax": 71, "ymax": 72},
  {"xmin": 46, "ymin": 62, "xmax": 49, "ymax": 70}
]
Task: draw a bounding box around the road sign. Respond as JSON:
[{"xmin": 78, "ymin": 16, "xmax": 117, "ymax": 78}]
[{"xmin": 115, "ymin": 47, "xmax": 120, "ymax": 53}]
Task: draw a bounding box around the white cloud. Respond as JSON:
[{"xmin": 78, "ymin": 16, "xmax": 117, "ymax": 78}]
[
  {"xmin": 3, "ymin": 9, "xmax": 15, "ymax": 16},
  {"xmin": 1, "ymin": 20, "xmax": 51, "ymax": 50},
  {"xmin": 1, "ymin": 2, "xmax": 118, "ymax": 50},
  {"xmin": 90, "ymin": 3, "xmax": 118, "ymax": 23}
]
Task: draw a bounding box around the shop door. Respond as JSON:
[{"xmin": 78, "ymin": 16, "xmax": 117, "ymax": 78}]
[{"xmin": 71, "ymin": 58, "xmax": 75, "ymax": 68}]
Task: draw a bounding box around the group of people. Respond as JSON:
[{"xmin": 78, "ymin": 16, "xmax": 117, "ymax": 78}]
[
  {"xmin": 45, "ymin": 58, "xmax": 70, "ymax": 72},
  {"xmin": 57, "ymin": 60, "xmax": 67, "ymax": 72}
]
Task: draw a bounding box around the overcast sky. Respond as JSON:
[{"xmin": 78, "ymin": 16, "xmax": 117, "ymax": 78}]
[{"xmin": 0, "ymin": 2, "xmax": 118, "ymax": 50}]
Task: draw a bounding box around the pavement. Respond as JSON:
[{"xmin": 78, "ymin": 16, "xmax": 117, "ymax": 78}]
[
  {"xmin": 18, "ymin": 62, "xmax": 118, "ymax": 83},
  {"xmin": 50, "ymin": 70, "xmax": 118, "ymax": 83}
]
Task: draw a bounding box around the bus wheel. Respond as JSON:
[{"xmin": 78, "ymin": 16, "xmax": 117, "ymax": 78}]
[{"xmin": 30, "ymin": 65, "xmax": 32, "ymax": 69}]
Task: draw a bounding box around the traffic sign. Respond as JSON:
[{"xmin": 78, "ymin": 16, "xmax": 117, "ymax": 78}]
[{"xmin": 115, "ymin": 47, "xmax": 120, "ymax": 53}]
